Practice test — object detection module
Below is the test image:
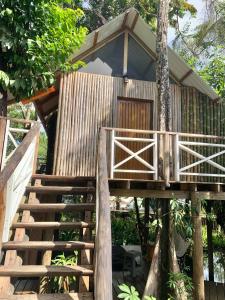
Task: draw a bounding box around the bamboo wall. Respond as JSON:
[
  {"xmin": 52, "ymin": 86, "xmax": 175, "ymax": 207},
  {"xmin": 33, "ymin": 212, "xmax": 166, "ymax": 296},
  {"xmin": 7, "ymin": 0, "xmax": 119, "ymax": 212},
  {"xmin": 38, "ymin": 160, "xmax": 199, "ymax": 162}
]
[
  {"xmin": 53, "ymin": 72, "xmax": 223, "ymax": 180},
  {"xmin": 53, "ymin": 72, "xmax": 181, "ymax": 176},
  {"xmin": 180, "ymin": 87, "xmax": 225, "ymax": 182}
]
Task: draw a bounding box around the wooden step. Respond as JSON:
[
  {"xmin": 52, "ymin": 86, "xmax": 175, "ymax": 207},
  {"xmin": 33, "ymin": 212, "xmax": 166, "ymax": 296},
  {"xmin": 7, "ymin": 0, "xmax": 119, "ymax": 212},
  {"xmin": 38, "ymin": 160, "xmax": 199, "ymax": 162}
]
[
  {"xmin": 26, "ymin": 186, "xmax": 96, "ymax": 195},
  {"xmin": 32, "ymin": 174, "xmax": 95, "ymax": 183},
  {"xmin": 19, "ymin": 203, "xmax": 95, "ymax": 212},
  {"xmin": 0, "ymin": 265, "xmax": 93, "ymax": 277},
  {"xmin": 12, "ymin": 221, "xmax": 95, "ymax": 229},
  {"xmin": 7, "ymin": 292, "xmax": 93, "ymax": 300},
  {"xmin": 2, "ymin": 241, "xmax": 94, "ymax": 251}
]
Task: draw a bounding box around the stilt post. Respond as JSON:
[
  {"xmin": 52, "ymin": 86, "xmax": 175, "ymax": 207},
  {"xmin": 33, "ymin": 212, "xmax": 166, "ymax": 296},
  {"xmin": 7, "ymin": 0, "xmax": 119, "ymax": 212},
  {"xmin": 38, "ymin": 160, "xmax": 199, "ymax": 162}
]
[{"xmin": 191, "ymin": 192, "xmax": 205, "ymax": 300}]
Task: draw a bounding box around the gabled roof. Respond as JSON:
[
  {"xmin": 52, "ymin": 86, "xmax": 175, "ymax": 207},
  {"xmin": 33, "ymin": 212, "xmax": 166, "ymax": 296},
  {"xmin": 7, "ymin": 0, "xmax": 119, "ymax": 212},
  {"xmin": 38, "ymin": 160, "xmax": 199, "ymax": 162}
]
[{"xmin": 71, "ymin": 8, "xmax": 218, "ymax": 100}]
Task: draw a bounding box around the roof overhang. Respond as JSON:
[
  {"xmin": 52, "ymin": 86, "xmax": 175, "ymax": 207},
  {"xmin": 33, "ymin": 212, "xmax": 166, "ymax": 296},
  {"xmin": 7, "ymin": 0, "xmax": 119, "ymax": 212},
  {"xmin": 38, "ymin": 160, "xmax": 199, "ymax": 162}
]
[{"xmin": 71, "ymin": 7, "xmax": 218, "ymax": 100}]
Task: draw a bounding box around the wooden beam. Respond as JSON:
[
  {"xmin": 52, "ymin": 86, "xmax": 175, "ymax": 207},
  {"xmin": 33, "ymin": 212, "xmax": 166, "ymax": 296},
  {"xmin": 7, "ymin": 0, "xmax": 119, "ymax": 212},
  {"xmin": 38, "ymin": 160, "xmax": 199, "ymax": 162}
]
[
  {"xmin": 93, "ymin": 30, "xmax": 99, "ymax": 47},
  {"xmin": 6, "ymin": 293, "xmax": 93, "ymax": 300},
  {"xmin": 130, "ymin": 11, "xmax": 139, "ymax": 31},
  {"xmin": 122, "ymin": 10, "xmax": 129, "ymax": 29},
  {"xmin": 71, "ymin": 29, "xmax": 124, "ymax": 64},
  {"xmin": 123, "ymin": 31, "xmax": 128, "ymax": 76},
  {"xmin": 110, "ymin": 188, "xmax": 190, "ymax": 199},
  {"xmin": 179, "ymin": 69, "xmax": 193, "ymax": 83},
  {"xmin": 191, "ymin": 193, "xmax": 205, "ymax": 300},
  {"xmin": 194, "ymin": 191, "xmax": 225, "ymax": 201},
  {"xmin": 21, "ymin": 86, "xmax": 57, "ymax": 105},
  {"xmin": 125, "ymin": 28, "xmax": 181, "ymax": 85}
]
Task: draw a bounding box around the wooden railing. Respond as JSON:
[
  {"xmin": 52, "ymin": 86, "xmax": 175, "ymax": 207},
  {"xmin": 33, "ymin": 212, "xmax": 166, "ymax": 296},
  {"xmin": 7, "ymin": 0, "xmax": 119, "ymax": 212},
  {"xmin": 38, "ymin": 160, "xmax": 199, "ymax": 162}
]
[
  {"xmin": 0, "ymin": 118, "xmax": 40, "ymax": 247},
  {"xmin": 94, "ymin": 128, "xmax": 112, "ymax": 300},
  {"xmin": 104, "ymin": 127, "xmax": 225, "ymax": 182}
]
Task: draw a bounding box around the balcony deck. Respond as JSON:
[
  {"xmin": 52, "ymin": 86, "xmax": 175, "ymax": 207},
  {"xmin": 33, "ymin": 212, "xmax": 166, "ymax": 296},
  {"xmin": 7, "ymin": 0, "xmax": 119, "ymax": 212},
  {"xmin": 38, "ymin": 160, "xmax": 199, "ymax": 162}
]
[{"xmin": 105, "ymin": 127, "xmax": 225, "ymax": 186}]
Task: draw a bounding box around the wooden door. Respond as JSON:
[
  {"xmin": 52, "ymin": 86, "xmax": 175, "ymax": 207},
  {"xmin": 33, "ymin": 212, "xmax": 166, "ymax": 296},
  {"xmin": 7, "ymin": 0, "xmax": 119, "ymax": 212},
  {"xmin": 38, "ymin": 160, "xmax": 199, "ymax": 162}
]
[{"xmin": 115, "ymin": 98, "xmax": 153, "ymax": 179}]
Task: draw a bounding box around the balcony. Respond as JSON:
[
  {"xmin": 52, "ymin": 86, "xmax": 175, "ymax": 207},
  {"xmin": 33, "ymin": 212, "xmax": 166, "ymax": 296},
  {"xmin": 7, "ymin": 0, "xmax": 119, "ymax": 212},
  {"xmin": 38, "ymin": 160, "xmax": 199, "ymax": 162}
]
[{"xmin": 104, "ymin": 127, "xmax": 225, "ymax": 184}]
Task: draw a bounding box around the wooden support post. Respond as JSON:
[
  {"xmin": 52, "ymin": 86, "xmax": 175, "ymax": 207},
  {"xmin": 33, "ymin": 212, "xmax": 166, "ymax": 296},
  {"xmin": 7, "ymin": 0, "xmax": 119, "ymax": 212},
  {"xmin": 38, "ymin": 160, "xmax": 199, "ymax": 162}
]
[
  {"xmin": 206, "ymin": 201, "xmax": 214, "ymax": 282},
  {"xmin": 144, "ymin": 198, "xmax": 150, "ymax": 253},
  {"xmin": 95, "ymin": 129, "xmax": 112, "ymax": 300},
  {"xmin": 79, "ymin": 181, "xmax": 94, "ymax": 292},
  {"xmin": 191, "ymin": 193, "xmax": 205, "ymax": 300},
  {"xmin": 0, "ymin": 118, "xmax": 7, "ymax": 171},
  {"xmin": 0, "ymin": 187, "xmax": 6, "ymax": 255}
]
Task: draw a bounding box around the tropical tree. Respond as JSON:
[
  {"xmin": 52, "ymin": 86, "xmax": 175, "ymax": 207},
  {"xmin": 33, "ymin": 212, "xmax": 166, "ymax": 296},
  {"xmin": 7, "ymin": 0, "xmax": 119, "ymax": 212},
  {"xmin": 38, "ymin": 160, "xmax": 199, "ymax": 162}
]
[
  {"xmin": 0, "ymin": 0, "xmax": 87, "ymax": 116},
  {"xmin": 73, "ymin": 0, "xmax": 196, "ymax": 31}
]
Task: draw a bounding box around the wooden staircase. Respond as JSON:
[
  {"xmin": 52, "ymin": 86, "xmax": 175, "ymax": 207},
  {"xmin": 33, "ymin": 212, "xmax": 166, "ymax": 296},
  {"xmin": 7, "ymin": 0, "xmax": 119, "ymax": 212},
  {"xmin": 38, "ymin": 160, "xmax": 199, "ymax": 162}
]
[{"xmin": 0, "ymin": 175, "xmax": 96, "ymax": 299}]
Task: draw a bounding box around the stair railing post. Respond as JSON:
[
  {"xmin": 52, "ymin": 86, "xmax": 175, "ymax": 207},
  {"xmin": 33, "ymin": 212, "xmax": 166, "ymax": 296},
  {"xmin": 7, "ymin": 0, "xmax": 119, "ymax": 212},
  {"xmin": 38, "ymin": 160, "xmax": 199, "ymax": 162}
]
[
  {"xmin": 153, "ymin": 132, "xmax": 158, "ymax": 180},
  {"xmin": 110, "ymin": 129, "xmax": 115, "ymax": 179},
  {"xmin": 175, "ymin": 133, "xmax": 180, "ymax": 182},
  {"xmin": 95, "ymin": 128, "xmax": 112, "ymax": 300}
]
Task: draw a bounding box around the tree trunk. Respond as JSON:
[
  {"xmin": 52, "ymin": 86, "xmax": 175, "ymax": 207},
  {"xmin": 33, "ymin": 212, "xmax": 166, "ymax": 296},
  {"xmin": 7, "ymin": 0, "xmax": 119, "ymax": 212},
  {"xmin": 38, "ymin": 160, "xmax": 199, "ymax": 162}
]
[
  {"xmin": 156, "ymin": 1, "xmax": 172, "ymax": 298},
  {"xmin": 0, "ymin": 90, "xmax": 7, "ymax": 117},
  {"xmin": 156, "ymin": 0, "xmax": 171, "ymax": 132}
]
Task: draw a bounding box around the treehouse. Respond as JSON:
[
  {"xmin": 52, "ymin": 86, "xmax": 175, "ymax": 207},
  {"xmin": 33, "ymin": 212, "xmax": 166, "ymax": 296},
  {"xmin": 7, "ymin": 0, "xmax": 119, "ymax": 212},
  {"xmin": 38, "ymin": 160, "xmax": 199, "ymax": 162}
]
[
  {"xmin": 33, "ymin": 9, "xmax": 225, "ymax": 186},
  {"xmin": 0, "ymin": 7, "xmax": 225, "ymax": 300}
]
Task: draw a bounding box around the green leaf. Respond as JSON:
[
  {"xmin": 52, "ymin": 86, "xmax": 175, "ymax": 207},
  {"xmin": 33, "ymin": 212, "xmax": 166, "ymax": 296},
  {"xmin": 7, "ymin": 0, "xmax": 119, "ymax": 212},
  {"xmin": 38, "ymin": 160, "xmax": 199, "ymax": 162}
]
[
  {"xmin": 0, "ymin": 70, "xmax": 10, "ymax": 88},
  {"xmin": 118, "ymin": 284, "xmax": 131, "ymax": 294}
]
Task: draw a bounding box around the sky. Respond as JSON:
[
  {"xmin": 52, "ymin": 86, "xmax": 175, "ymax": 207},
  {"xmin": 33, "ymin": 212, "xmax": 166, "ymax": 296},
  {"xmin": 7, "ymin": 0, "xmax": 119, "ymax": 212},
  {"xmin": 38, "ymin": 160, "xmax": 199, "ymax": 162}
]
[{"xmin": 168, "ymin": 0, "xmax": 206, "ymax": 43}]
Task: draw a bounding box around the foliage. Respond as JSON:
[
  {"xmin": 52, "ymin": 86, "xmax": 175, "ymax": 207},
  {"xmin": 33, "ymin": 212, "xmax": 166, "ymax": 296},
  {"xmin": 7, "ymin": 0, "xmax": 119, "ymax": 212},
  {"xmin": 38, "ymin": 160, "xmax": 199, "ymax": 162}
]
[
  {"xmin": 202, "ymin": 225, "xmax": 225, "ymax": 250},
  {"xmin": 199, "ymin": 50, "xmax": 225, "ymax": 100},
  {"xmin": 168, "ymin": 272, "xmax": 193, "ymax": 300},
  {"xmin": 38, "ymin": 132, "xmax": 47, "ymax": 161},
  {"xmin": 172, "ymin": 0, "xmax": 225, "ymax": 103},
  {"xmin": 0, "ymin": 0, "xmax": 87, "ymax": 103},
  {"xmin": 58, "ymin": 195, "xmax": 83, "ymax": 241},
  {"xmin": 117, "ymin": 284, "xmax": 156, "ymax": 300},
  {"xmin": 112, "ymin": 212, "xmax": 140, "ymax": 245},
  {"xmin": 51, "ymin": 251, "xmax": 78, "ymax": 292},
  {"xmin": 74, "ymin": 0, "xmax": 196, "ymax": 32},
  {"xmin": 170, "ymin": 198, "xmax": 192, "ymax": 240}
]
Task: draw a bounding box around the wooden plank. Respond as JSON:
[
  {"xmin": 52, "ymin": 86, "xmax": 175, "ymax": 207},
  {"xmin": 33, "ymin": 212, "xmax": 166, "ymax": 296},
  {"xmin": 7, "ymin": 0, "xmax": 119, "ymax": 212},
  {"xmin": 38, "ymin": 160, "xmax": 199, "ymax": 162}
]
[
  {"xmin": 2, "ymin": 241, "xmax": 94, "ymax": 250},
  {"xmin": 110, "ymin": 188, "xmax": 190, "ymax": 199},
  {"xmin": 0, "ymin": 265, "xmax": 93, "ymax": 277},
  {"xmin": 26, "ymin": 186, "xmax": 95, "ymax": 194},
  {"xmin": 7, "ymin": 292, "xmax": 93, "ymax": 300},
  {"xmin": 19, "ymin": 203, "xmax": 95, "ymax": 212},
  {"xmin": 217, "ymin": 283, "xmax": 224, "ymax": 300},
  {"xmin": 32, "ymin": 174, "xmax": 95, "ymax": 182},
  {"xmin": 204, "ymin": 281, "xmax": 210, "ymax": 300},
  {"xmin": 12, "ymin": 222, "xmax": 95, "ymax": 229}
]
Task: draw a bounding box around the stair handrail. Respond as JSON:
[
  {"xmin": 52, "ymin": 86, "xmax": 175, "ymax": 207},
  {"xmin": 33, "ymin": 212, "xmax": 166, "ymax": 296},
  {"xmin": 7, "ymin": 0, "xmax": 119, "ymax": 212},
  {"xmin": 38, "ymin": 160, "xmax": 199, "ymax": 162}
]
[
  {"xmin": 0, "ymin": 119, "xmax": 40, "ymax": 248},
  {"xmin": 95, "ymin": 128, "xmax": 112, "ymax": 300}
]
